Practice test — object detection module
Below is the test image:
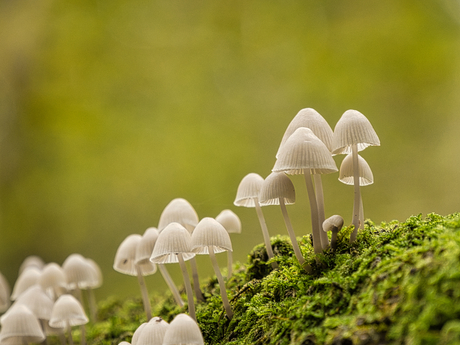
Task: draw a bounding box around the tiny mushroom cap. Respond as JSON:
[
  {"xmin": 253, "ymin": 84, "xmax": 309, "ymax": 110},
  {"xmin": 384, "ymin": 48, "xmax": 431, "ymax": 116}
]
[
  {"xmin": 234, "ymin": 173, "xmax": 264, "ymax": 207},
  {"xmin": 62, "ymin": 253, "xmax": 99, "ymax": 290},
  {"xmin": 114, "ymin": 234, "xmax": 156, "ymax": 276},
  {"xmin": 216, "ymin": 209, "xmax": 242, "ymax": 234},
  {"xmin": 14, "ymin": 285, "xmax": 54, "ymax": 321},
  {"xmin": 158, "ymin": 198, "xmax": 199, "ymax": 233},
  {"xmin": 162, "ymin": 313, "xmax": 204, "ymax": 345},
  {"xmin": 322, "ymin": 215, "xmax": 345, "ymax": 233},
  {"xmin": 131, "ymin": 322, "xmax": 147, "ymax": 345},
  {"xmin": 18, "ymin": 256, "xmax": 45, "ymax": 275},
  {"xmin": 135, "ymin": 227, "xmax": 160, "ymax": 269},
  {"xmin": 277, "ymin": 108, "xmax": 334, "ymax": 157},
  {"xmin": 49, "ymin": 294, "xmax": 88, "ymax": 328},
  {"xmin": 38, "ymin": 262, "xmax": 67, "ymax": 299},
  {"xmin": 332, "ymin": 109, "xmax": 380, "ymax": 155},
  {"xmin": 0, "ymin": 304, "xmax": 45, "ymax": 344},
  {"xmin": 150, "ymin": 222, "xmax": 195, "ymax": 264},
  {"xmin": 259, "ymin": 172, "xmax": 295, "ymax": 206},
  {"xmin": 191, "ymin": 217, "xmax": 233, "ymax": 254},
  {"xmin": 0, "ymin": 271, "xmax": 11, "ymax": 312},
  {"xmin": 136, "ymin": 316, "xmax": 169, "ymax": 345},
  {"xmin": 11, "ymin": 267, "xmax": 42, "ymax": 301},
  {"xmin": 85, "ymin": 258, "xmax": 103, "ymax": 289},
  {"xmin": 339, "ymin": 153, "xmax": 374, "ymax": 186}
]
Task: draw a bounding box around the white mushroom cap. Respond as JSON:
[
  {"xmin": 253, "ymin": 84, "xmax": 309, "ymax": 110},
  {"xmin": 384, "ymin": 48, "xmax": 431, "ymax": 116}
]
[
  {"xmin": 0, "ymin": 271, "xmax": 11, "ymax": 312},
  {"xmin": 191, "ymin": 217, "xmax": 233, "ymax": 254},
  {"xmin": 338, "ymin": 153, "xmax": 374, "ymax": 186},
  {"xmin": 11, "ymin": 267, "xmax": 41, "ymax": 301},
  {"xmin": 158, "ymin": 198, "xmax": 199, "ymax": 233},
  {"xmin": 234, "ymin": 173, "xmax": 264, "ymax": 208},
  {"xmin": 215, "ymin": 210, "xmax": 241, "ymax": 234},
  {"xmin": 273, "ymin": 127, "xmax": 338, "ymax": 175},
  {"xmin": 277, "ymin": 108, "xmax": 334, "ymax": 157},
  {"xmin": 131, "ymin": 322, "xmax": 147, "ymax": 345},
  {"xmin": 62, "ymin": 253, "xmax": 100, "ymax": 290},
  {"xmin": 332, "ymin": 109, "xmax": 380, "ymax": 154},
  {"xmin": 49, "ymin": 294, "xmax": 88, "ymax": 328},
  {"xmin": 38, "ymin": 263, "xmax": 67, "ymax": 299},
  {"xmin": 322, "ymin": 215, "xmax": 344, "ymax": 233},
  {"xmin": 149, "ymin": 222, "xmax": 195, "ymax": 264},
  {"xmin": 114, "ymin": 234, "xmax": 156, "ymax": 276},
  {"xmin": 162, "ymin": 313, "xmax": 204, "ymax": 345},
  {"xmin": 18, "ymin": 256, "xmax": 45, "ymax": 275},
  {"xmin": 136, "ymin": 316, "xmax": 169, "ymax": 345},
  {"xmin": 0, "ymin": 304, "xmax": 45, "ymax": 344},
  {"xmin": 14, "ymin": 285, "xmax": 54, "ymax": 321},
  {"xmin": 85, "ymin": 258, "xmax": 103, "ymax": 289},
  {"xmin": 259, "ymin": 172, "xmax": 295, "ymax": 206},
  {"xmin": 135, "ymin": 227, "xmax": 160, "ymax": 268}
]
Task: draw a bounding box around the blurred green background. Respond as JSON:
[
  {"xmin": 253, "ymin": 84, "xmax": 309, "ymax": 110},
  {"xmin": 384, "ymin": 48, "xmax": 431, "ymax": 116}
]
[{"xmin": 1, "ymin": 0, "xmax": 460, "ymax": 301}]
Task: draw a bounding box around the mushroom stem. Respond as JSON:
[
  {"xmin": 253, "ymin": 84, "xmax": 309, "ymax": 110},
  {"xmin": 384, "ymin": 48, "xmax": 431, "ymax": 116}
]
[
  {"xmin": 227, "ymin": 251, "xmax": 233, "ymax": 280},
  {"xmin": 86, "ymin": 289, "xmax": 97, "ymax": 322},
  {"xmin": 79, "ymin": 325, "xmax": 86, "ymax": 345},
  {"xmin": 314, "ymin": 174, "xmax": 329, "ymax": 250},
  {"xmin": 177, "ymin": 253, "xmax": 196, "ymax": 321},
  {"xmin": 208, "ymin": 246, "xmax": 233, "ymax": 320},
  {"xmin": 350, "ymin": 143, "xmax": 361, "ymax": 242},
  {"xmin": 254, "ymin": 197, "xmax": 278, "ymax": 269},
  {"xmin": 135, "ymin": 264, "xmax": 152, "ymax": 321},
  {"xmin": 330, "ymin": 230, "xmax": 338, "ymax": 250},
  {"xmin": 304, "ymin": 171, "xmax": 323, "ymax": 254},
  {"xmin": 158, "ymin": 264, "xmax": 184, "ymax": 307},
  {"xmin": 189, "ymin": 257, "xmax": 205, "ymax": 302},
  {"xmin": 40, "ymin": 320, "xmax": 49, "ymax": 345},
  {"xmin": 59, "ymin": 332, "xmax": 67, "ymax": 345},
  {"xmin": 67, "ymin": 321, "xmax": 74, "ymax": 345},
  {"xmin": 359, "ymin": 197, "xmax": 364, "ymax": 230}
]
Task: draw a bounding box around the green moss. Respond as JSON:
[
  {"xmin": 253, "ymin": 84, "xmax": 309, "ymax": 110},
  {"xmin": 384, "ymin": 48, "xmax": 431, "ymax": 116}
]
[{"xmin": 86, "ymin": 213, "xmax": 460, "ymax": 345}]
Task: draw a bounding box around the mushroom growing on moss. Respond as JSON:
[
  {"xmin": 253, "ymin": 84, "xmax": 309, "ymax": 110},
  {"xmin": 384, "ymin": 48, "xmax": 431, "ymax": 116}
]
[
  {"xmin": 215, "ymin": 209, "xmax": 241, "ymax": 280},
  {"xmin": 322, "ymin": 215, "xmax": 344, "ymax": 251}
]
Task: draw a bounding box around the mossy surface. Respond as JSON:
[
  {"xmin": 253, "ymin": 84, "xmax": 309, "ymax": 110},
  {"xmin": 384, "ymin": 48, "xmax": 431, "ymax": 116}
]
[{"xmin": 83, "ymin": 213, "xmax": 460, "ymax": 345}]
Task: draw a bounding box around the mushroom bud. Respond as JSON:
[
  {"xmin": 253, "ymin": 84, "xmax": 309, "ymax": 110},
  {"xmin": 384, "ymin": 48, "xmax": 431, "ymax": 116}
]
[{"xmin": 322, "ymin": 215, "xmax": 344, "ymax": 251}]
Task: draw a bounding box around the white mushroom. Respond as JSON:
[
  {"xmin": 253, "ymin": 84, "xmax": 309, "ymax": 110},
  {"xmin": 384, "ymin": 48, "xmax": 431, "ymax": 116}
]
[
  {"xmin": 162, "ymin": 313, "xmax": 204, "ymax": 345},
  {"xmin": 322, "ymin": 215, "xmax": 344, "ymax": 251},
  {"xmin": 135, "ymin": 316, "xmax": 169, "ymax": 345},
  {"xmin": 215, "ymin": 209, "xmax": 241, "ymax": 280},
  {"xmin": 0, "ymin": 304, "xmax": 45, "ymax": 344}
]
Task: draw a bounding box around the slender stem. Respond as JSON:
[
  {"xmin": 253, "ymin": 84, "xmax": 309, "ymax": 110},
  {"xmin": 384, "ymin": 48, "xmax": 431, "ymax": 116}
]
[
  {"xmin": 86, "ymin": 289, "xmax": 97, "ymax": 323},
  {"xmin": 208, "ymin": 246, "xmax": 233, "ymax": 320},
  {"xmin": 331, "ymin": 230, "xmax": 338, "ymax": 251},
  {"xmin": 79, "ymin": 325, "xmax": 86, "ymax": 345},
  {"xmin": 359, "ymin": 196, "xmax": 364, "ymax": 230},
  {"xmin": 177, "ymin": 253, "xmax": 196, "ymax": 321},
  {"xmin": 314, "ymin": 174, "xmax": 329, "ymax": 250},
  {"xmin": 279, "ymin": 199, "xmax": 307, "ymax": 268},
  {"xmin": 59, "ymin": 332, "xmax": 67, "ymax": 345},
  {"xmin": 158, "ymin": 264, "xmax": 184, "ymax": 307},
  {"xmin": 351, "ymin": 144, "xmax": 361, "ymax": 242},
  {"xmin": 135, "ymin": 264, "xmax": 152, "ymax": 321},
  {"xmin": 189, "ymin": 257, "xmax": 205, "ymax": 302},
  {"xmin": 227, "ymin": 251, "xmax": 233, "ymax": 280},
  {"xmin": 67, "ymin": 321, "xmax": 74, "ymax": 345},
  {"xmin": 40, "ymin": 319, "xmax": 49, "ymax": 345},
  {"xmin": 254, "ymin": 197, "xmax": 278, "ymax": 269},
  {"xmin": 304, "ymin": 172, "xmax": 322, "ymax": 254}
]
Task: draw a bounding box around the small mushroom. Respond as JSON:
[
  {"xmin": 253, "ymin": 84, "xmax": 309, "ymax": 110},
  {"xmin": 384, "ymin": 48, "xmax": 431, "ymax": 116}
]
[
  {"xmin": 322, "ymin": 215, "xmax": 344, "ymax": 251},
  {"xmin": 215, "ymin": 209, "xmax": 241, "ymax": 280},
  {"xmin": 0, "ymin": 304, "xmax": 45, "ymax": 344},
  {"xmin": 162, "ymin": 313, "xmax": 204, "ymax": 345},
  {"xmin": 135, "ymin": 316, "xmax": 169, "ymax": 345},
  {"xmin": 11, "ymin": 266, "xmax": 41, "ymax": 301},
  {"xmin": 131, "ymin": 322, "xmax": 147, "ymax": 345},
  {"xmin": 38, "ymin": 263, "xmax": 67, "ymax": 301}
]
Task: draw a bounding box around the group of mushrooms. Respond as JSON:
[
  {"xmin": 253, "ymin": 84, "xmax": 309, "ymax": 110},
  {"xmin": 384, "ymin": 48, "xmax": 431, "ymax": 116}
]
[{"xmin": 0, "ymin": 253, "xmax": 102, "ymax": 344}]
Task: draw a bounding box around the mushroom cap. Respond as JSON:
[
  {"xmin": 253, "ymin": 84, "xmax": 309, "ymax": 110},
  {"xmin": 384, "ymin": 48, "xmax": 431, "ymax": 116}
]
[
  {"xmin": 191, "ymin": 217, "xmax": 233, "ymax": 254},
  {"xmin": 338, "ymin": 153, "xmax": 374, "ymax": 186},
  {"xmin": 136, "ymin": 316, "xmax": 169, "ymax": 345},
  {"xmin": 259, "ymin": 172, "xmax": 295, "ymax": 206},
  {"xmin": 131, "ymin": 322, "xmax": 147, "ymax": 345},
  {"xmin": 158, "ymin": 198, "xmax": 199, "ymax": 233},
  {"xmin": 276, "ymin": 108, "xmax": 334, "ymax": 157},
  {"xmin": 49, "ymin": 294, "xmax": 88, "ymax": 328},
  {"xmin": 215, "ymin": 209, "xmax": 241, "ymax": 234},
  {"xmin": 332, "ymin": 109, "xmax": 380, "ymax": 154},
  {"xmin": 18, "ymin": 256, "xmax": 45, "ymax": 275},
  {"xmin": 273, "ymin": 127, "xmax": 338, "ymax": 175},
  {"xmin": 322, "ymin": 215, "xmax": 345, "ymax": 233},
  {"xmin": 0, "ymin": 271, "xmax": 11, "ymax": 312},
  {"xmin": 233, "ymin": 173, "xmax": 264, "ymax": 208},
  {"xmin": 135, "ymin": 227, "xmax": 160, "ymax": 268},
  {"xmin": 0, "ymin": 305, "xmax": 45, "ymax": 344},
  {"xmin": 14, "ymin": 285, "xmax": 54, "ymax": 321},
  {"xmin": 11, "ymin": 267, "xmax": 41, "ymax": 301},
  {"xmin": 114, "ymin": 234, "xmax": 156, "ymax": 276},
  {"xmin": 85, "ymin": 258, "xmax": 103, "ymax": 289},
  {"xmin": 162, "ymin": 313, "xmax": 204, "ymax": 345},
  {"xmin": 150, "ymin": 222, "xmax": 195, "ymax": 264},
  {"xmin": 62, "ymin": 253, "xmax": 100, "ymax": 290},
  {"xmin": 38, "ymin": 263, "xmax": 68, "ymax": 299}
]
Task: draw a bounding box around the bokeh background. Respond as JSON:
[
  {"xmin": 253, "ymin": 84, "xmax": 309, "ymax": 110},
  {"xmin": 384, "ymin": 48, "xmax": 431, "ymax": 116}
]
[{"xmin": 1, "ymin": 0, "xmax": 460, "ymax": 301}]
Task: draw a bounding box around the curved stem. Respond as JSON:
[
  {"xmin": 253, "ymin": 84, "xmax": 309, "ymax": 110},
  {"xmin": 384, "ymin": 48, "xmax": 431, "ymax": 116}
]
[
  {"xmin": 135, "ymin": 264, "xmax": 152, "ymax": 321},
  {"xmin": 314, "ymin": 174, "xmax": 329, "ymax": 250},
  {"xmin": 227, "ymin": 251, "xmax": 233, "ymax": 280},
  {"xmin": 254, "ymin": 197, "xmax": 278, "ymax": 269},
  {"xmin": 158, "ymin": 264, "xmax": 184, "ymax": 307},
  {"xmin": 189, "ymin": 257, "xmax": 205, "ymax": 302},
  {"xmin": 208, "ymin": 246, "xmax": 233, "ymax": 320},
  {"xmin": 177, "ymin": 253, "xmax": 196, "ymax": 321},
  {"xmin": 351, "ymin": 144, "xmax": 361, "ymax": 242},
  {"xmin": 304, "ymin": 172, "xmax": 322, "ymax": 254}
]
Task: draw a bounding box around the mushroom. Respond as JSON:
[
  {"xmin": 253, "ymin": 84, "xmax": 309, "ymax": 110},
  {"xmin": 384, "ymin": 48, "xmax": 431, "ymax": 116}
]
[
  {"xmin": 18, "ymin": 255, "xmax": 45, "ymax": 275},
  {"xmin": 158, "ymin": 198, "xmax": 204, "ymax": 303},
  {"xmin": 215, "ymin": 209, "xmax": 241, "ymax": 280},
  {"xmin": 131, "ymin": 322, "xmax": 147, "ymax": 345},
  {"xmin": 11, "ymin": 266, "xmax": 41, "ymax": 301},
  {"xmin": 150, "ymin": 222, "xmax": 196, "ymax": 321},
  {"xmin": 191, "ymin": 217, "xmax": 234, "ymax": 319},
  {"xmin": 0, "ymin": 304, "xmax": 45, "ymax": 344},
  {"xmin": 322, "ymin": 215, "xmax": 344, "ymax": 251},
  {"xmin": 62, "ymin": 254, "xmax": 99, "ymax": 302},
  {"xmin": 339, "ymin": 153, "xmax": 374, "ymax": 229},
  {"xmin": 332, "ymin": 109, "xmax": 380, "ymax": 242},
  {"xmin": 259, "ymin": 172, "xmax": 311, "ymax": 272},
  {"xmin": 162, "ymin": 313, "xmax": 204, "ymax": 345},
  {"xmin": 84, "ymin": 258, "xmax": 103, "ymax": 322},
  {"xmin": 0, "ymin": 271, "xmax": 10, "ymax": 312},
  {"xmin": 135, "ymin": 316, "xmax": 169, "ymax": 345},
  {"xmin": 38, "ymin": 263, "xmax": 67, "ymax": 301},
  {"xmin": 273, "ymin": 127, "xmax": 338, "ymax": 254},
  {"xmin": 234, "ymin": 173, "xmax": 278, "ymax": 269}
]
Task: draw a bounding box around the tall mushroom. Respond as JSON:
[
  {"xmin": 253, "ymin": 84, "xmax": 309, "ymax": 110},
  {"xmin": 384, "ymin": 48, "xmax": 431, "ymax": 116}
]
[
  {"xmin": 215, "ymin": 209, "xmax": 241, "ymax": 280},
  {"xmin": 191, "ymin": 217, "xmax": 233, "ymax": 319},
  {"xmin": 332, "ymin": 109, "xmax": 380, "ymax": 242},
  {"xmin": 273, "ymin": 127, "xmax": 338, "ymax": 254},
  {"xmin": 234, "ymin": 173, "xmax": 278, "ymax": 269}
]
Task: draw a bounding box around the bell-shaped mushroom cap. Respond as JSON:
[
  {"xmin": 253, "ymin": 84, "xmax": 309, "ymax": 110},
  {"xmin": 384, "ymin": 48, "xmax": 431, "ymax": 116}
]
[
  {"xmin": 158, "ymin": 198, "xmax": 199, "ymax": 233},
  {"xmin": 215, "ymin": 210, "xmax": 241, "ymax": 234},
  {"xmin": 86, "ymin": 258, "xmax": 103, "ymax": 289},
  {"xmin": 273, "ymin": 127, "xmax": 338, "ymax": 175},
  {"xmin": 14, "ymin": 285, "xmax": 54, "ymax": 321},
  {"xmin": 162, "ymin": 313, "xmax": 204, "ymax": 345},
  {"xmin": 277, "ymin": 108, "xmax": 334, "ymax": 157},
  {"xmin": 259, "ymin": 172, "xmax": 296, "ymax": 206},
  {"xmin": 191, "ymin": 217, "xmax": 233, "ymax": 254},
  {"xmin": 234, "ymin": 173, "xmax": 264, "ymax": 207},
  {"xmin": 11, "ymin": 267, "xmax": 41, "ymax": 301},
  {"xmin": 322, "ymin": 215, "xmax": 344, "ymax": 232},
  {"xmin": 49, "ymin": 294, "xmax": 88, "ymax": 328},
  {"xmin": 114, "ymin": 234, "xmax": 156, "ymax": 276},
  {"xmin": 0, "ymin": 305, "xmax": 45, "ymax": 344},
  {"xmin": 135, "ymin": 227, "xmax": 160, "ymax": 268},
  {"xmin": 338, "ymin": 153, "xmax": 374, "ymax": 186},
  {"xmin": 62, "ymin": 253, "xmax": 99, "ymax": 290},
  {"xmin": 0, "ymin": 271, "xmax": 11, "ymax": 312},
  {"xmin": 150, "ymin": 222, "xmax": 195, "ymax": 264},
  {"xmin": 332, "ymin": 109, "xmax": 380, "ymax": 154},
  {"xmin": 38, "ymin": 263, "xmax": 67, "ymax": 298},
  {"xmin": 18, "ymin": 256, "xmax": 45, "ymax": 275},
  {"xmin": 136, "ymin": 316, "xmax": 169, "ymax": 345},
  {"xmin": 131, "ymin": 322, "xmax": 147, "ymax": 345}
]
